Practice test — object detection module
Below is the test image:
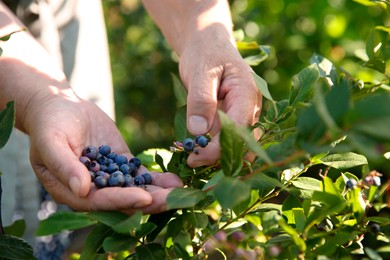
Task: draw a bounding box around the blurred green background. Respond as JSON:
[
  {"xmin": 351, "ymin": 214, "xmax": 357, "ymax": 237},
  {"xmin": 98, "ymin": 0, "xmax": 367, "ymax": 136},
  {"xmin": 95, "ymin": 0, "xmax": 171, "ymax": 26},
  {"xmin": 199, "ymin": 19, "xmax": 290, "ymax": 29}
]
[{"xmin": 103, "ymin": 0, "xmax": 389, "ymax": 154}]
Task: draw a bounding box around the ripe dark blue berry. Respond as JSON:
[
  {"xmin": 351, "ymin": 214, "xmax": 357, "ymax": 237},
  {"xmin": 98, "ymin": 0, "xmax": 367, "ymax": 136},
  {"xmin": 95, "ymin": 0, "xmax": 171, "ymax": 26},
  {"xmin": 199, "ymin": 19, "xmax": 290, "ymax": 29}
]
[
  {"xmin": 88, "ymin": 160, "xmax": 100, "ymax": 172},
  {"xmin": 114, "ymin": 154, "xmax": 128, "ymax": 165},
  {"xmin": 183, "ymin": 138, "xmax": 195, "ymax": 152},
  {"xmin": 82, "ymin": 145, "xmax": 99, "ymax": 160},
  {"xmin": 80, "ymin": 156, "xmax": 91, "ymax": 168},
  {"xmin": 195, "ymin": 135, "xmax": 209, "ymax": 148},
  {"xmin": 98, "ymin": 145, "xmax": 111, "ymax": 156},
  {"xmin": 94, "ymin": 176, "xmax": 108, "ymax": 188},
  {"xmin": 107, "ymin": 163, "xmax": 120, "ymax": 173},
  {"xmin": 119, "ymin": 164, "xmax": 131, "ymax": 175},
  {"xmin": 370, "ymin": 223, "xmax": 381, "ymax": 233},
  {"xmin": 108, "ymin": 171, "xmax": 125, "ymax": 187},
  {"xmin": 346, "ymin": 179, "xmax": 358, "ymax": 189},
  {"xmin": 142, "ymin": 173, "xmax": 153, "ymax": 185},
  {"xmin": 107, "ymin": 152, "xmax": 117, "ymax": 160},
  {"xmin": 134, "ymin": 175, "xmax": 145, "ymax": 186},
  {"xmin": 128, "ymin": 163, "xmax": 138, "ymax": 177},
  {"xmin": 124, "ymin": 174, "xmax": 133, "ymax": 187},
  {"xmin": 129, "ymin": 157, "xmax": 142, "ymax": 168}
]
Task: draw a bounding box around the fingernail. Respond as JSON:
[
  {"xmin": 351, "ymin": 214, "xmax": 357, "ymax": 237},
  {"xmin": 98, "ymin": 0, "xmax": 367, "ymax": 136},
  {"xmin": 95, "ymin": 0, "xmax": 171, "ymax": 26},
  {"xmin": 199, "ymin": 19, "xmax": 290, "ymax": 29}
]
[
  {"xmin": 69, "ymin": 177, "xmax": 80, "ymax": 197},
  {"xmin": 188, "ymin": 115, "xmax": 208, "ymax": 134}
]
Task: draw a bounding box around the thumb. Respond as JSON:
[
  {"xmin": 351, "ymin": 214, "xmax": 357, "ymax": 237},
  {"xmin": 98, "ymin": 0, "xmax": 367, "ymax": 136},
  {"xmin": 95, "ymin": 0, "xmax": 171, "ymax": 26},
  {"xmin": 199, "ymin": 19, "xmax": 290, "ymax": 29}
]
[
  {"xmin": 185, "ymin": 65, "xmax": 222, "ymax": 135},
  {"xmin": 30, "ymin": 139, "xmax": 91, "ymax": 198}
]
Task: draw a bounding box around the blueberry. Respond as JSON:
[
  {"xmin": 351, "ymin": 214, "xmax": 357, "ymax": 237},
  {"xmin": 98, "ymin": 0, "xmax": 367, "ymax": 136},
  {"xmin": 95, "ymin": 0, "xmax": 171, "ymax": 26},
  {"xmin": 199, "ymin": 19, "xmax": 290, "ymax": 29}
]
[
  {"xmin": 128, "ymin": 163, "xmax": 138, "ymax": 177},
  {"xmin": 96, "ymin": 171, "xmax": 110, "ymax": 179},
  {"xmin": 96, "ymin": 155, "xmax": 108, "ymax": 165},
  {"xmin": 98, "ymin": 145, "xmax": 111, "ymax": 156},
  {"xmin": 124, "ymin": 174, "xmax": 133, "ymax": 187},
  {"xmin": 119, "ymin": 164, "xmax": 131, "ymax": 175},
  {"xmin": 114, "ymin": 154, "xmax": 128, "ymax": 165},
  {"xmin": 106, "ymin": 158, "xmax": 114, "ymax": 165},
  {"xmin": 129, "ymin": 157, "xmax": 142, "ymax": 168},
  {"xmin": 108, "ymin": 171, "xmax": 125, "ymax": 187},
  {"xmin": 107, "ymin": 152, "xmax": 117, "ymax": 160},
  {"xmin": 183, "ymin": 138, "xmax": 195, "ymax": 152},
  {"xmin": 82, "ymin": 145, "xmax": 99, "ymax": 160},
  {"xmin": 346, "ymin": 179, "xmax": 358, "ymax": 189},
  {"xmin": 89, "ymin": 171, "xmax": 96, "ymax": 181},
  {"xmin": 100, "ymin": 164, "xmax": 108, "ymax": 172},
  {"xmin": 370, "ymin": 223, "xmax": 381, "ymax": 233},
  {"xmin": 141, "ymin": 173, "xmax": 153, "ymax": 185},
  {"xmin": 79, "ymin": 156, "xmax": 91, "ymax": 168},
  {"xmin": 134, "ymin": 175, "xmax": 145, "ymax": 186},
  {"xmin": 94, "ymin": 176, "xmax": 108, "ymax": 188},
  {"xmin": 195, "ymin": 135, "xmax": 209, "ymax": 148},
  {"xmin": 88, "ymin": 160, "xmax": 100, "ymax": 172},
  {"xmin": 107, "ymin": 163, "xmax": 120, "ymax": 173}
]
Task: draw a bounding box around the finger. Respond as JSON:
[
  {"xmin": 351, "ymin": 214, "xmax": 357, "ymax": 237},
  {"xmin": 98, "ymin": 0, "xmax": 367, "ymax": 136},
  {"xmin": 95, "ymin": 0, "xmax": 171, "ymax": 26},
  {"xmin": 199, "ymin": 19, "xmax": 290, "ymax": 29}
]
[
  {"xmin": 33, "ymin": 166, "xmax": 153, "ymax": 211},
  {"xmin": 122, "ymin": 186, "xmax": 175, "ymax": 215},
  {"xmin": 187, "ymin": 133, "xmax": 221, "ymax": 168},
  {"xmin": 136, "ymin": 168, "xmax": 183, "ymax": 188},
  {"xmin": 183, "ymin": 62, "xmax": 222, "ymax": 135},
  {"xmin": 30, "ymin": 135, "xmax": 92, "ymax": 198}
]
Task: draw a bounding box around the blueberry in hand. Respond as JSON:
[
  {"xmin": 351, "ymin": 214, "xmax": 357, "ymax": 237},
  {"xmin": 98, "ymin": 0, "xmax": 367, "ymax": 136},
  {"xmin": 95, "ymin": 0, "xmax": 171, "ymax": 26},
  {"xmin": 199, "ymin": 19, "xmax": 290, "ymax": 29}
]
[
  {"xmin": 114, "ymin": 154, "xmax": 128, "ymax": 165},
  {"xmin": 195, "ymin": 135, "xmax": 209, "ymax": 148},
  {"xmin": 107, "ymin": 163, "xmax": 120, "ymax": 173},
  {"xmin": 80, "ymin": 156, "xmax": 91, "ymax": 168},
  {"xmin": 141, "ymin": 173, "xmax": 153, "ymax": 185},
  {"xmin": 124, "ymin": 174, "xmax": 133, "ymax": 187},
  {"xmin": 107, "ymin": 152, "xmax": 117, "ymax": 160},
  {"xmin": 98, "ymin": 145, "xmax": 111, "ymax": 156},
  {"xmin": 128, "ymin": 163, "xmax": 138, "ymax": 177},
  {"xmin": 94, "ymin": 175, "xmax": 108, "ymax": 188},
  {"xmin": 183, "ymin": 138, "xmax": 195, "ymax": 152},
  {"xmin": 82, "ymin": 145, "xmax": 99, "ymax": 160},
  {"xmin": 119, "ymin": 164, "xmax": 131, "ymax": 175},
  {"xmin": 134, "ymin": 175, "xmax": 145, "ymax": 186},
  {"xmin": 108, "ymin": 171, "xmax": 125, "ymax": 187},
  {"xmin": 129, "ymin": 157, "xmax": 142, "ymax": 168},
  {"xmin": 88, "ymin": 160, "xmax": 100, "ymax": 172}
]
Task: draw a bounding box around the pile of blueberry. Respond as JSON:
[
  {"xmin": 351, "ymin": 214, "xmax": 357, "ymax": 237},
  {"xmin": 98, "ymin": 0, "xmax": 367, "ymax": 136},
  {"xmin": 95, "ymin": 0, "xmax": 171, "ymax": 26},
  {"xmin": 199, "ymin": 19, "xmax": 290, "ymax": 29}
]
[
  {"xmin": 79, "ymin": 145, "xmax": 152, "ymax": 188},
  {"xmin": 171, "ymin": 135, "xmax": 209, "ymax": 154}
]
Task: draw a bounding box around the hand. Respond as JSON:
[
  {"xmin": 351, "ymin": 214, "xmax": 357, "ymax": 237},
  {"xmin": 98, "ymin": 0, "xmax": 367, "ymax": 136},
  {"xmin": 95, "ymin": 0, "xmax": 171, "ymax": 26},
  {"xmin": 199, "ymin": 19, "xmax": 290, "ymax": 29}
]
[
  {"xmin": 179, "ymin": 25, "xmax": 262, "ymax": 167},
  {"xmin": 25, "ymin": 91, "xmax": 183, "ymax": 215}
]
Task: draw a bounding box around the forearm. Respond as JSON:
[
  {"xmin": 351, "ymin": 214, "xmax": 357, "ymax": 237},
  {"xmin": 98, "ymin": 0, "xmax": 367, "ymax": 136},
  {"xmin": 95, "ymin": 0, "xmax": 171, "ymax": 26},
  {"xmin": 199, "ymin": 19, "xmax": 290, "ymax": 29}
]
[
  {"xmin": 141, "ymin": 0, "xmax": 235, "ymax": 55},
  {"xmin": 0, "ymin": 3, "xmax": 77, "ymax": 133}
]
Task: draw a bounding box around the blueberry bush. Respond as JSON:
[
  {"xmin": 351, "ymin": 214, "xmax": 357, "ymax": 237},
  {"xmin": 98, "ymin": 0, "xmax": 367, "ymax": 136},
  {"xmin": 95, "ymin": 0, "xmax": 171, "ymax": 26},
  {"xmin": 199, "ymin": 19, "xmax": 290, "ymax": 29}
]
[{"xmin": 1, "ymin": 1, "xmax": 390, "ymax": 259}]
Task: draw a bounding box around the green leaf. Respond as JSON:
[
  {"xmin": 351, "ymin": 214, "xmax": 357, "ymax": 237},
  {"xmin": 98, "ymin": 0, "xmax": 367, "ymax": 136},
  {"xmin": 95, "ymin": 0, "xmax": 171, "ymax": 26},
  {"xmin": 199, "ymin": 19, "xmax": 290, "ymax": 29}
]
[
  {"xmin": 87, "ymin": 211, "xmax": 128, "ymax": 227},
  {"xmin": 0, "ymin": 234, "xmax": 35, "ymax": 260},
  {"xmin": 0, "ymin": 100, "xmax": 15, "ymax": 148},
  {"xmin": 164, "ymin": 216, "xmax": 184, "ymax": 247},
  {"xmin": 253, "ymin": 72, "xmax": 274, "ymax": 101},
  {"xmin": 278, "ymin": 218, "xmax": 307, "ymax": 252},
  {"xmin": 102, "ymin": 234, "xmax": 137, "ymax": 253},
  {"xmin": 310, "ymin": 54, "xmax": 338, "ymax": 86},
  {"xmin": 368, "ymin": 216, "xmax": 390, "ymax": 225},
  {"xmin": 291, "ymin": 177, "xmax": 321, "ymax": 191},
  {"xmin": 219, "ymin": 111, "xmax": 244, "ymax": 176},
  {"xmin": 166, "ymin": 188, "xmax": 206, "ymax": 209},
  {"xmin": 36, "ymin": 212, "xmax": 96, "ymax": 236},
  {"xmin": 80, "ymin": 224, "xmax": 114, "ymax": 260},
  {"xmin": 135, "ymin": 222, "xmax": 157, "ymax": 238},
  {"xmin": 185, "ymin": 210, "xmax": 209, "ymax": 229},
  {"xmin": 289, "ymin": 64, "xmax": 320, "ymax": 106},
  {"xmin": 171, "ymin": 73, "xmax": 187, "ymax": 108},
  {"xmin": 112, "ymin": 211, "xmax": 143, "ymax": 234},
  {"xmin": 214, "ymin": 177, "xmax": 251, "ymax": 209},
  {"xmin": 320, "ymin": 152, "xmax": 368, "ymax": 169},
  {"xmin": 135, "ymin": 243, "xmax": 167, "ymax": 259},
  {"xmin": 146, "ymin": 210, "xmax": 176, "ymax": 242},
  {"xmin": 4, "ymin": 219, "xmax": 26, "ymax": 237}
]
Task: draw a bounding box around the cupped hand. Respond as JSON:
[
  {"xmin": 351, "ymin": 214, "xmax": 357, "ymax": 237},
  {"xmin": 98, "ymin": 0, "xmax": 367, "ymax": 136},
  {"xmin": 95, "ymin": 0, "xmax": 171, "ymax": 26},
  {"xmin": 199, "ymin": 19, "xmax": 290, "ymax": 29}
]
[
  {"xmin": 179, "ymin": 26, "xmax": 262, "ymax": 167},
  {"xmin": 25, "ymin": 92, "xmax": 183, "ymax": 215}
]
